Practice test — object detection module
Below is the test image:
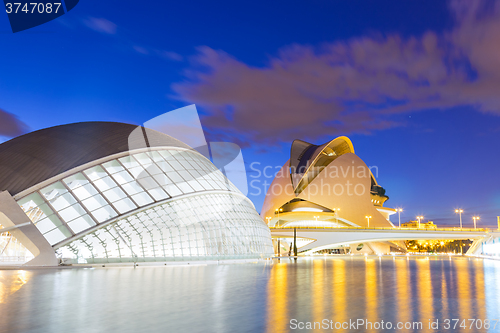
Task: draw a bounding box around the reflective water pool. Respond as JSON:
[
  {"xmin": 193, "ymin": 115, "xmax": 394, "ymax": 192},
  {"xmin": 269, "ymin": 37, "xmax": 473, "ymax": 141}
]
[{"xmin": 1, "ymin": 256, "xmax": 499, "ymax": 332}]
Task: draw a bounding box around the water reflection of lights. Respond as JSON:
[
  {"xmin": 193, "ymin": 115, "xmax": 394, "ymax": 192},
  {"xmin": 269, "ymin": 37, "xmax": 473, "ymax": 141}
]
[
  {"xmin": 365, "ymin": 259, "xmax": 378, "ymax": 322},
  {"xmin": 396, "ymin": 257, "xmax": 409, "ymax": 324},
  {"xmin": 0, "ymin": 270, "xmax": 32, "ymax": 304},
  {"xmin": 266, "ymin": 263, "xmax": 288, "ymax": 333},
  {"xmin": 416, "ymin": 258, "xmax": 433, "ymax": 322},
  {"xmin": 0, "ymin": 257, "xmax": 495, "ymax": 333},
  {"xmin": 313, "ymin": 260, "xmax": 325, "ymax": 325}
]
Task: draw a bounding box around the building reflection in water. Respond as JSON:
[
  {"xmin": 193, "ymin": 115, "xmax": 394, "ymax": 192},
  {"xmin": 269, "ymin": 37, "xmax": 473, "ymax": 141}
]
[
  {"xmin": 263, "ymin": 256, "xmax": 499, "ymax": 333},
  {"xmin": 0, "ymin": 257, "xmax": 499, "ymax": 332},
  {"xmin": 484, "ymin": 259, "xmax": 500, "ymax": 322},
  {"xmin": 331, "ymin": 259, "xmax": 346, "ymax": 325},
  {"xmin": 364, "ymin": 258, "xmax": 378, "ymax": 328}
]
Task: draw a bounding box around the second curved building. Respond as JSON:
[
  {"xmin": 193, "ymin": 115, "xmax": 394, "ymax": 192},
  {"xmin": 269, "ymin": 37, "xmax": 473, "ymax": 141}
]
[{"xmin": 261, "ymin": 136, "xmax": 396, "ymax": 229}]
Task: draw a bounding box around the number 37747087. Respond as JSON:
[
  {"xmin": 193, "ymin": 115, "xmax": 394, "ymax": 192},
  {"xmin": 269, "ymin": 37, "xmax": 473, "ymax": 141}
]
[{"xmin": 5, "ymin": 3, "xmax": 62, "ymax": 14}]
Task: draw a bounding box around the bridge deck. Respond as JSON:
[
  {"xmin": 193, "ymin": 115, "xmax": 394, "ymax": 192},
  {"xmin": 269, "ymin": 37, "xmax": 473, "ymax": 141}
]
[
  {"xmin": 270, "ymin": 226, "xmax": 491, "ymax": 253},
  {"xmin": 270, "ymin": 226, "xmax": 489, "ymax": 232}
]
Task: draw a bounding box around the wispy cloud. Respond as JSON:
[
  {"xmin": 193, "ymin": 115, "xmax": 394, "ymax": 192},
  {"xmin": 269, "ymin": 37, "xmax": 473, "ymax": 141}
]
[
  {"xmin": 172, "ymin": 0, "xmax": 500, "ymax": 145},
  {"xmin": 133, "ymin": 45, "xmax": 149, "ymax": 55},
  {"xmin": 0, "ymin": 109, "xmax": 29, "ymax": 138},
  {"xmin": 81, "ymin": 17, "xmax": 183, "ymax": 63},
  {"xmin": 159, "ymin": 51, "xmax": 183, "ymax": 62},
  {"xmin": 83, "ymin": 17, "xmax": 117, "ymax": 35},
  {"xmin": 132, "ymin": 47, "xmax": 183, "ymax": 62}
]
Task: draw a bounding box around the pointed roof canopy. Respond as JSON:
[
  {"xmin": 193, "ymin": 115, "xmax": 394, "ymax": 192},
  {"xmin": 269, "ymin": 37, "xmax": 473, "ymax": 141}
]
[{"xmin": 290, "ymin": 136, "xmax": 355, "ymax": 194}]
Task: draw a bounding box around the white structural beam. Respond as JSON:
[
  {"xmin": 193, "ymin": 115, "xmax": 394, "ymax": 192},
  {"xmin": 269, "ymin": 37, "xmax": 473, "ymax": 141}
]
[
  {"xmin": 0, "ymin": 222, "xmax": 32, "ymax": 233},
  {"xmin": 0, "ymin": 191, "xmax": 58, "ymax": 266},
  {"xmin": 466, "ymin": 231, "xmax": 500, "ymax": 256}
]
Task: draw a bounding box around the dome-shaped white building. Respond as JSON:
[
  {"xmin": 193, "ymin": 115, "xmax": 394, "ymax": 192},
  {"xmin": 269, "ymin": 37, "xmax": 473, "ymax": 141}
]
[{"xmin": 0, "ymin": 122, "xmax": 273, "ymax": 266}]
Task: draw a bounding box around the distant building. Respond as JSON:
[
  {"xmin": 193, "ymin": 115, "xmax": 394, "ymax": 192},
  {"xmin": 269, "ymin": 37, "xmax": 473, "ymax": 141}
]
[{"xmin": 401, "ymin": 220, "xmax": 437, "ymax": 229}]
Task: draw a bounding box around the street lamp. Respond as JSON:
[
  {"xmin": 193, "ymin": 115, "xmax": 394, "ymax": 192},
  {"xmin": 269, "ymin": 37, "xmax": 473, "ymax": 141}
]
[
  {"xmin": 275, "ymin": 208, "xmax": 283, "ymax": 225},
  {"xmin": 314, "ymin": 216, "xmax": 319, "ymax": 225},
  {"xmin": 455, "ymin": 209, "xmax": 463, "ymax": 229},
  {"xmin": 416, "ymin": 216, "xmax": 424, "ymax": 228},
  {"xmin": 365, "ymin": 215, "xmax": 372, "ymax": 228},
  {"xmin": 397, "ymin": 208, "xmax": 403, "ymax": 228},
  {"xmin": 473, "ymin": 216, "xmax": 480, "ymax": 230},
  {"xmin": 265, "ymin": 217, "xmax": 272, "ymax": 226}
]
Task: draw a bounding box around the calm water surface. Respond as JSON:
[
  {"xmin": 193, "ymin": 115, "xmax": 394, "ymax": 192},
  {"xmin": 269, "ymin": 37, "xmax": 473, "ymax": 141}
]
[{"xmin": 1, "ymin": 256, "xmax": 500, "ymax": 333}]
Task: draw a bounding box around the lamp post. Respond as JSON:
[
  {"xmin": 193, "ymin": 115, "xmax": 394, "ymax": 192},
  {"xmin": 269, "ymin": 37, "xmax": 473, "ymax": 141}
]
[
  {"xmin": 265, "ymin": 217, "xmax": 271, "ymax": 226},
  {"xmin": 397, "ymin": 208, "xmax": 403, "ymax": 228},
  {"xmin": 314, "ymin": 215, "xmax": 319, "ymax": 225},
  {"xmin": 293, "ymin": 227, "xmax": 297, "ymax": 258},
  {"xmin": 455, "ymin": 209, "xmax": 463, "ymax": 229},
  {"xmin": 473, "ymin": 216, "xmax": 480, "ymax": 230},
  {"xmin": 416, "ymin": 216, "xmax": 424, "ymax": 228},
  {"xmin": 365, "ymin": 215, "xmax": 372, "ymax": 228}
]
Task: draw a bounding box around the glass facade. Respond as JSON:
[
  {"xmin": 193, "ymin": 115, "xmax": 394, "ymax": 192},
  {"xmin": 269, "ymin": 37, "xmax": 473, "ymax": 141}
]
[
  {"xmin": 16, "ymin": 148, "xmax": 273, "ymax": 262},
  {"xmin": 58, "ymin": 192, "xmax": 272, "ymax": 263}
]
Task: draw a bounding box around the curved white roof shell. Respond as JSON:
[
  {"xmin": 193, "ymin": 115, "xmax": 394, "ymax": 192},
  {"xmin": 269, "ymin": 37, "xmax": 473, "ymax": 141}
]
[{"xmin": 0, "ymin": 122, "xmax": 273, "ymax": 265}]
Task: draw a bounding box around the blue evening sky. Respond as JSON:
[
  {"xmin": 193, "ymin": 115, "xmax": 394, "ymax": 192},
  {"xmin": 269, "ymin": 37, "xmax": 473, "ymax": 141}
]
[{"xmin": 1, "ymin": 0, "xmax": 499, "ymax": 227}]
